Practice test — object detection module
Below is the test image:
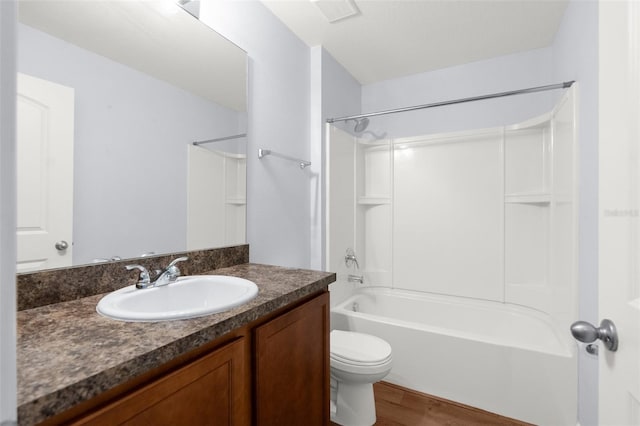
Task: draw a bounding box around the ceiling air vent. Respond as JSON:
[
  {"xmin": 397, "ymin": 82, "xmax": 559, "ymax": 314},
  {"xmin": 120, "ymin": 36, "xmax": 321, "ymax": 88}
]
[{"xmin": 311, "ymin": 0, "xmax": 360, "ymax": 23}]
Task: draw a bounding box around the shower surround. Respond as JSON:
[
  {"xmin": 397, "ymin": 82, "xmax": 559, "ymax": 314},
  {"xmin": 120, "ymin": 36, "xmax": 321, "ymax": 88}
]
[{"xmin": 326, "ymin": 87, "xmax": 577, "ymax": 425}]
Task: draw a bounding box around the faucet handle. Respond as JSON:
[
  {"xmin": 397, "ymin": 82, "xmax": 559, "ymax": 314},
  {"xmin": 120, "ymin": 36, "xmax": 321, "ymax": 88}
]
[
  {"xmin": 167, "ymin": 256, "xmax": 188, "ymax": 268},
  {"xmin": 345, "ymin": 248, "xmax": 360, "ymax": 269},
  {"xmin": 126, "ymin": 264, "xmax": 151, "ymax": 288},
  {"xmin": 164, "ymin": 256, "xmax": 189, "ymax": 282}
]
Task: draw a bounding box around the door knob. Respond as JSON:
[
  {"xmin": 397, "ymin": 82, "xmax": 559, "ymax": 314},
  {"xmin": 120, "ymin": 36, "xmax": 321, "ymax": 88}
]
[
  {"xmin": 570, "ymin": 319, "xmax": 618, "ymax": 352},
  {"xmin": 55, "ymin": 240, "xmax": 69, "ymax": 251}
]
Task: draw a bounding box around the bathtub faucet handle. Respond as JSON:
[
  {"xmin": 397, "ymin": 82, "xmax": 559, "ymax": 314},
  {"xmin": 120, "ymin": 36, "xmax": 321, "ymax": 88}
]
[{"xmin": 345, "ymin": 248, "xmax": 360, "ymax": 269}]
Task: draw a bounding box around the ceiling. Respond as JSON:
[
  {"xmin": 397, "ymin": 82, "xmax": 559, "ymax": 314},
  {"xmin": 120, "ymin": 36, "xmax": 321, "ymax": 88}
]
[{"xmin": 261, "ymin": 0, "xmax": 569, "ymax": 85}]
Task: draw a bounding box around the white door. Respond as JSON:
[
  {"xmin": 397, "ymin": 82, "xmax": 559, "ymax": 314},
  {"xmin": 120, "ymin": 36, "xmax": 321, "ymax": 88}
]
[
  {"xmin": 598, "ymin": 1, "xmax": 640, "ymax": 424},
  {"xmin": 16, "ymin": 73, "xmax": 74, "ymax": 272}
]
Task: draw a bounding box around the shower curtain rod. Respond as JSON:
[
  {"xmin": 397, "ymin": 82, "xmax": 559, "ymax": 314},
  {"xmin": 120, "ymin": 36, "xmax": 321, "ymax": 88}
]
[
  {"xmin": 192, "ymin": 133, "xmax": 247, "ymax": 146},
  {"xmin": 326, "ymin": 81, "xmax": 575, "ymax": 124}
]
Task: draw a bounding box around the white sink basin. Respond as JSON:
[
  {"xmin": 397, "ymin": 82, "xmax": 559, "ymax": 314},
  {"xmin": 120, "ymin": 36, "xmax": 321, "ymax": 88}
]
[{"xmin": 96, "ymin": 275, "xmax": 259, "ymax": 321}]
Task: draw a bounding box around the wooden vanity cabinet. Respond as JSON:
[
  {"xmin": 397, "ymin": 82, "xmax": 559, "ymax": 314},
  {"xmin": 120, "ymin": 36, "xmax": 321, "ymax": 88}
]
[
  {"xmin": 254, "ymin": 290, "xmax": 330, "ymax": 425},
  {"xmin": 62, "ymin": 291, "xmax": 329, "ymax": 426},
  {"xmin": 72, "ymin": 337, "xmax": 247, "ymax": 426}
]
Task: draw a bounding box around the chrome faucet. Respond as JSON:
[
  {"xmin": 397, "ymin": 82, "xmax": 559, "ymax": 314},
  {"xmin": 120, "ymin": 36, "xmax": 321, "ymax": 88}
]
[
  {"xmin": 126, "ymin": 256, "xmax": 188, "ymax": 289},
  {"xmin": 153, "ymin": 256, "xmax": 188, "ymax": 286},
  {"xmin": 126, "ymin": 264, "xmax": 151, "ymax": 289},
  {"xmin": 348, "ymin": 274, "xmax": 364, "ymax": 284},
  {"xmin": 345, "ymin": 248, "xmax": 360, "ymax": 269}
]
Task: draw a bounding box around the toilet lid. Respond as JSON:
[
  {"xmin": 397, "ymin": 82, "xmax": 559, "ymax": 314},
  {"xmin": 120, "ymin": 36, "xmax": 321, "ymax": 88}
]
[{"xmin": 330, "ymin": 330, "xmax": 392, "ymax": 365}]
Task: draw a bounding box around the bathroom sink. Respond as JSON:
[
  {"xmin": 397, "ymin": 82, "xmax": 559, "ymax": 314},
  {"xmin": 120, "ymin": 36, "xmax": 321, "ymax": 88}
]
[{"xmin": 96, "ymin": 275, "xmax": 259, "ymax": 321}]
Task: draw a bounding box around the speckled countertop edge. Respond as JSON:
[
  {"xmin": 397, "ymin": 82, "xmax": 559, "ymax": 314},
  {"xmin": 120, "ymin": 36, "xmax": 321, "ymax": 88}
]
[{"xmin": 17, "ymin": 263, "xmax": 335, "ymax": 425}]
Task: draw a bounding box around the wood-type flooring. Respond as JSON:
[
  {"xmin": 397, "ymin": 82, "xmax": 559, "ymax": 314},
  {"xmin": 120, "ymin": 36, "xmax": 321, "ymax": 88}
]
[{"xmin": 333, "ymin": 381, "xmax": 533, "ymax": 426}]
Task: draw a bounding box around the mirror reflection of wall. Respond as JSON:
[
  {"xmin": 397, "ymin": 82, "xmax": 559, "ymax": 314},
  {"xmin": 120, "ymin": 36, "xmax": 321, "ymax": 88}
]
[{"xmin": 16, "ymin": 1, "xmax": 248, "ymax": 272}]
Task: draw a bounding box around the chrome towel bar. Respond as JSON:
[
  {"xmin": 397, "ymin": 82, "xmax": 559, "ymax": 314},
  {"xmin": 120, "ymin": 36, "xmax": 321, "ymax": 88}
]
[{"xmin": 258, "ymin": 148, "xmax": 311, "ymax": 169}]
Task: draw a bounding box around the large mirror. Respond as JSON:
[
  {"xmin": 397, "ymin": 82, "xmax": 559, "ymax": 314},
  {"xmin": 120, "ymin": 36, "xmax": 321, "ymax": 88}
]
[{"xmin": 16, "ymin": 0, "xmax": 247, "ymax": 272}]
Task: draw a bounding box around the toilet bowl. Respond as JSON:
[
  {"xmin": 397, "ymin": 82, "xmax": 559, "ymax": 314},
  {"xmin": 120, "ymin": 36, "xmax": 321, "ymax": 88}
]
[{"xmin": 330, "ymin": 330, "xmax": 393, "ymax": 426}]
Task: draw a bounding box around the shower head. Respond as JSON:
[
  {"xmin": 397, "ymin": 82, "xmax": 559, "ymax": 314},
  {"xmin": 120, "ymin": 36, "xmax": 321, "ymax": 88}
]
[{"xmin": 353, "ymin": 117, "xmax": 370, "ymax": 133}]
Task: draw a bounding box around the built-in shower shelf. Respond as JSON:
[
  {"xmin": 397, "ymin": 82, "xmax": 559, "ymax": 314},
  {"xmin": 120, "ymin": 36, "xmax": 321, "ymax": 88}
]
[
  {"xmin": 505, "ymin": 281, "xmax": 549, "ymax": 288},
  {"xmin": 225, "ymin": 197, "xmax": 246, "ymax": 205},
  {"xmin": 504, "ymin": 193, "xmax": 551, "ymax": 204},
  {"xmin": 553, "ymin": 194, "xmax": 573, "ymax": 204},
  {"xmin": 357, "ymin": 197, "xmax": 391, "ymax": 205}
]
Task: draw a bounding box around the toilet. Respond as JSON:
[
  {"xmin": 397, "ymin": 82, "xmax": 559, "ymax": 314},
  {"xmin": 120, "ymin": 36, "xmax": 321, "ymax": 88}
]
[{"xmin": 330, "ymin": 330, "xmax": 393, "ymax": 426}]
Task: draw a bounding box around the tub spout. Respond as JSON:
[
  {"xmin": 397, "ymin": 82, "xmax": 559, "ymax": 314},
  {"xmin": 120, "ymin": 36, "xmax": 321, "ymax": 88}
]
[{"xmin": 348, "ymin": 274, "xmax": 363, "ymax": 284}]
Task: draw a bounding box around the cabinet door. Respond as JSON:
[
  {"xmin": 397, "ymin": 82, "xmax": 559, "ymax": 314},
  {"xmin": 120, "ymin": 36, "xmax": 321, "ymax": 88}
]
[
  {"xmin": 74, "ymin": 338, "xmax": 247, "ymax": 426},
  {"xmin": 254, "ymin": 292, "xmax": 329, "ymax": 425}
]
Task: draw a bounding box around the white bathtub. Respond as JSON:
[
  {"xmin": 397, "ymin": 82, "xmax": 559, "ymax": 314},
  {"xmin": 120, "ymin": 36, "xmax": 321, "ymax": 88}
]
[{"xmin": 331, "ymin": 287, "xmax": 577, "ymax": 425}]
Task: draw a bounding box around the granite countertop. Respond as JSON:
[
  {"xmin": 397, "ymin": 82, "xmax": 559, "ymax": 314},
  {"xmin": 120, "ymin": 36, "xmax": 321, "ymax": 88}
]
[{"xmin": 17, "ymin": 263, "xmax": 335, "ymax": 425}]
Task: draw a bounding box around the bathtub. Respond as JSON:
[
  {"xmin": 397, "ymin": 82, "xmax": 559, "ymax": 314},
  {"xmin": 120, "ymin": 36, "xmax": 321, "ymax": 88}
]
[{"xmin": 331, "ymin": 287, "xmax": 577, "ymax": 425}]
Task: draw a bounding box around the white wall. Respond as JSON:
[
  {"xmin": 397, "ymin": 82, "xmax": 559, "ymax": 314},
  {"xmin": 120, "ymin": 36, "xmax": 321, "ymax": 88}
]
[
  {"xmin": 326, "ymin": 127, "xmax": 358, "ymax": 306},
  {"xmin": 310, "ymin": 47, "xmax": 323, "ymax": 271},
  {"xmin": 551, "ymin": 1, "xmax": 599, "ymax": 425},
  {"xmin": 18, "ymin": 24, "xmax": 242, "ymax": 265},
  {"xmin": 200, "ymin": 0, "xmax": 312, "ymax": 268},
  {"xmin": 311, "ymin": 47, "xmax": 361, "ymax": 271},
  {"xmin": 362, "ymin": 47, "xmax": 555, "ymax": 138},
  {"xmin": 0, "ymin": 1, "xmax": 17, "ymax": 423}
]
